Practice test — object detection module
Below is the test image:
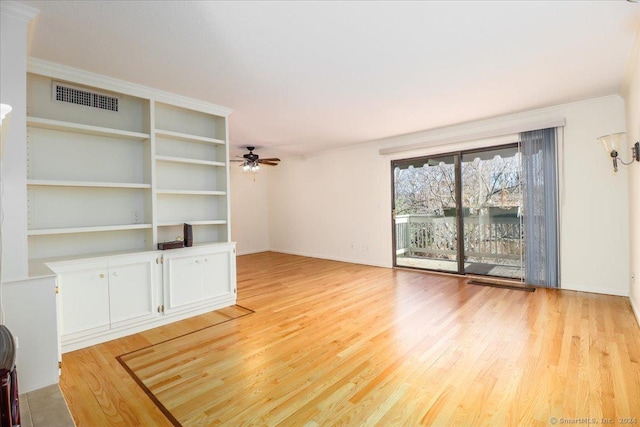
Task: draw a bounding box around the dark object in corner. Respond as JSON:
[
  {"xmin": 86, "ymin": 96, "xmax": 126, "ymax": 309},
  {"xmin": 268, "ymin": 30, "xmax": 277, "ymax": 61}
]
[
  {"xmin": 158, "ymin": 240, "xmax": 184, "ymax": 250},
  {"xmin": 467, "ymin": 279, "xmax": 535, "ymax": 292},
  {"xmin": 0, "ymin": 325, "xmax": 20, "ymax": 427},
  {"xmin": 184, "ymin": 223, "xmax": 193, "ymax": 247}
]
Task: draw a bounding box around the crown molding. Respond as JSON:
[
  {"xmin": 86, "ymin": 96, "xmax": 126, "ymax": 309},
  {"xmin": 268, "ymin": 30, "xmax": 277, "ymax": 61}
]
[
  {"xmin": 375, "ymin": 94, "xmax": 628, "ymax": 156},
  {"xmin": 27, "ymin": 57, "xmax": 234, "ymax": 117},
  {"xmin": 378, "ymin": 118, "xmax": 566, "ymax": 155},
  {"xmin": 0, "ymin": 1, "xmax": 39, "ymax": 22}
]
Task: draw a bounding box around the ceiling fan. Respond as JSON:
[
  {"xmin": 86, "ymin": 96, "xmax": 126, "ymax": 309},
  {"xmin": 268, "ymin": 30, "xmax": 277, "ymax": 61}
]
[{"xmin": 230, "ymin": 146, "xmax": 280, "ymax": 172}]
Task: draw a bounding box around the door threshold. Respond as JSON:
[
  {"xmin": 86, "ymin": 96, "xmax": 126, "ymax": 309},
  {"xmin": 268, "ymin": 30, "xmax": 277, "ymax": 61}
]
[
  {"xmin": 394, "ymin": 266, "xmax": 533, "ymax": 289},
  {"xmin": 467, "ymin": 277, "xmax": 535, "ymax": 292}
]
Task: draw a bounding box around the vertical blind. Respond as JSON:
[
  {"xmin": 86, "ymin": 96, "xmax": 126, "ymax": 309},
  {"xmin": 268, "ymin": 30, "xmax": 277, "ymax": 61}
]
[{"xmin": 521, "ymin": 128, "xmax": 559, "ymax": 287}]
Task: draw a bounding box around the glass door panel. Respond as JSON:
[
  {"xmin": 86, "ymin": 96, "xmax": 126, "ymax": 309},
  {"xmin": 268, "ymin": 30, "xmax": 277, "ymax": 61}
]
[
  {"xmin": 461, "ymin": 146, "xmax": 524, "ymax": 279},
  {"xmin": 393, "ymin": 155, "xmax": 459, "ymax": 273}
]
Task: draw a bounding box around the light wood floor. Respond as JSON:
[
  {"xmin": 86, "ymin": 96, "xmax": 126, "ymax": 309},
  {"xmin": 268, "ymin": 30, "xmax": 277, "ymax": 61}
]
[{"xmin": 59, "ymin": 252, "xmax": 640, "ymax": 426}]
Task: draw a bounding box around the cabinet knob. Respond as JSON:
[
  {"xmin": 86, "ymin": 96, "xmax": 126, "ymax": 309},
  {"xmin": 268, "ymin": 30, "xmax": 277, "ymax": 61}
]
[
  {"xmin": 112, "ymin": 271, "xmax": 118, "ymax": 277},
  {"xmin": 99, "ymin": 273, "xmax": 105, "ymax": 279},
  {"xmin": 195, "ymin": 259, "xmax": 201, "ymax": 264},
  {"xmin": 204, "ymin": 258, "xmax": 208, "ymax": 262}
]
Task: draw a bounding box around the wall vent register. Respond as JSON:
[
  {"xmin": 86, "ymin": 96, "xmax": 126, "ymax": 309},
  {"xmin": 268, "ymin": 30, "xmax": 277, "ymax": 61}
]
[{"xmin": 53, "ymin": 81, "xmax": 119, "ymax": 112}]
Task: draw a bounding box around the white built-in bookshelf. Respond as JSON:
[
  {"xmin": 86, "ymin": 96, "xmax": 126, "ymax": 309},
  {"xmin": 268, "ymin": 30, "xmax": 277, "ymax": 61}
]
[
  {"xmin": 25, "ymin": 60, "xmax": 236, "ymax": 353},
  {"xmin": 26, "ymin": 70, "xmax": 232, "ymax": 262}
]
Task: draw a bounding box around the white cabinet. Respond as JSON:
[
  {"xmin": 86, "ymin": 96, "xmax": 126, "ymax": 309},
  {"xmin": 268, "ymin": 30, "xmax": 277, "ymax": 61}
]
[
  {"xmin": 48, "ymin": 244, "xmax": 235, "ymax": 352},
  {"xmin": 51, "ymin": 253, "xmax": 158, "ymax": 350},
  {"xmin": 26, "ymin": 60, "xmax": 237, "ymax": 354},
  {"xmin": 163, "ymin": 244, "xmax": 235, "ymax": 314},
  {"xmin": 106, "ymin": 255, "xmax": 158, "ymax": 328},
  {"xmin": 55, "ymin": 260, "xmax": 111, "ymax": 338}
]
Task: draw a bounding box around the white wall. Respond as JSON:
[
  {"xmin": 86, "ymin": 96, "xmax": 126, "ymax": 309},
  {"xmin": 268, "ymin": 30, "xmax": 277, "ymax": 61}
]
[
  {"xmin": 0, "ymin": 1, "xmax": 36, "ymax": 281},
  {"xmin": 623, "ymin": 19, "xmax": 640, "ymax": 323},
  {"xmin": 264, "ymin": 96, "xmax": 630, "ymax": 296},
  {"xmin": 269, "ymin": 145, "xmax": 391, "ymax": 267},
  {"xmin": 230, "ymin": 165, "xmax": 271, "ymax": 255},
  {"xmin": 558, "ymin": 97, "xmax": 629, "ymax": 296},
  {"xmin": 0, "ymin": 1, "xmax": 58, "ymax": 394},
  {"xmin": 3, "ymin": 276, "xmax": 58, "ymax": 393}
]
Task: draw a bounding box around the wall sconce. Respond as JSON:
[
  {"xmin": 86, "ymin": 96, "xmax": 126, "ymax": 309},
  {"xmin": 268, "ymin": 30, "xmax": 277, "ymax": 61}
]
[
  {"xmin": 1, "ymin": 104, "xmax": 13, "ymax": 159},
  {"xmin": 0, "ymin": 104, "xmax": 12, "ymax": 123},
  {"xmin": 597, "ymin": 132, "xmax": 640, "ymax": 172}
]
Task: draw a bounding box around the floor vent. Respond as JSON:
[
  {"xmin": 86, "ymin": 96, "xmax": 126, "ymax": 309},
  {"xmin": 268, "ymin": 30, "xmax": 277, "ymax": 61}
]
[{"xmin": 53, "ymin": 82, "xmax": 119, "ymax": 112}]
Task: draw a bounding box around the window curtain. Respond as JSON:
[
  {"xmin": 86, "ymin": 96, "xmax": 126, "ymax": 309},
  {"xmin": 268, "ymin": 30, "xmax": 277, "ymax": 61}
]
[{"xmin": 521, "ymin": 128, "xmax": 559, "ymax": 287}]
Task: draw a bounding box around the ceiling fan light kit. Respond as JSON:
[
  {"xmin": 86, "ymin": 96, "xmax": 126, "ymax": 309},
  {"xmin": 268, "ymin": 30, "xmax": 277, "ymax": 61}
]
[
  {"xmin": 231, "ymin": 146, "xmax": 281, "ymax": 173},
  {"xmin": 243, "ymin": 162, "xmax": 260, "ymax": 173}
]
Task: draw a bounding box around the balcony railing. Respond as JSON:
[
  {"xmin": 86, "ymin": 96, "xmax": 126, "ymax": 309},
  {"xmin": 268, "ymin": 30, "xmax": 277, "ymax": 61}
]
[{"xmin": 395, "ymin": 213, "xmax": 523, "ymax": 266}]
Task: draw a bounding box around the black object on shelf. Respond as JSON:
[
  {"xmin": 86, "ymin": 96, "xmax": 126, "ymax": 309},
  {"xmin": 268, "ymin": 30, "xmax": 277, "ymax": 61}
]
[
  {"xmin": 158, "ymin": 240, "xmax": 184, "ymax": 250},
  {"xmin": 0, "ymin": 325, "xmax": 20, "ymax": 427},
  {"xmin": 184, "ymin": 223, "xmax": 193, "ymax": 247}
]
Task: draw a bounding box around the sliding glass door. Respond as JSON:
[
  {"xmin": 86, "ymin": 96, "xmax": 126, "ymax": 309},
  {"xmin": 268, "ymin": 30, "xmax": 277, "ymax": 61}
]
[
  {"xmin": 461, "ymin": 146, "xmax": 523, "ymax": 279},
  {"xmin": 393, "ymin": 144, "xmax": 525, "ymax": 280},
  {"xmin": 393, "ymin": 155, "xmax": 459, "ymax": 273}
]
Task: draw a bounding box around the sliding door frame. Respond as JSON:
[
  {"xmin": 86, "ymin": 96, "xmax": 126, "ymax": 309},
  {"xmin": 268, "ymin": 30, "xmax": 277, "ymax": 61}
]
[
  {"xmin": 454, "ymin": 153, "xmax": 465, "ymax": 274},
  {"xmin": 391, "ymin": 142, "xmax": 522, "ymax": 278}
]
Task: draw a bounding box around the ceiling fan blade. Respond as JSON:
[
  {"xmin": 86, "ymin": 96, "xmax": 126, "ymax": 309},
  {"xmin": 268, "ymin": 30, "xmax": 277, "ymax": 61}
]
[
  {"xmin": 230, "ymin": 159, "xmax": 244, "ymax": 162},
  {"xmin": 260, "ymin": 161, "xmax": 279, "ymax": 166},
  {"xmin": 260, "ymin": 158, "xmax": 281, "ymax": 162}
]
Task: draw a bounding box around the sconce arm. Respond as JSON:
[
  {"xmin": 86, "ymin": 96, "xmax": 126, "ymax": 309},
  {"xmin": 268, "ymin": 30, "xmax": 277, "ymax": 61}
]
[{"xmin": 617, "ymin": 141, "xmax": 640, "ymax": 165}]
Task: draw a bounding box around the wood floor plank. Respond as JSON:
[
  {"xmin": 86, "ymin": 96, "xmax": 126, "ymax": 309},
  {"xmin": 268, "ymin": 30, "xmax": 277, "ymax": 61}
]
[{"xmin": 58, "ymin": 252, "xmax": 640, "ymax": 426}]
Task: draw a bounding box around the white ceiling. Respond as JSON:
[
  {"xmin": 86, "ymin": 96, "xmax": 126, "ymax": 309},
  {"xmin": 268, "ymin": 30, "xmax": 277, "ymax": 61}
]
[{"xmin": 20, "ymin": 0, "xmax": 640, "ymax": 157}]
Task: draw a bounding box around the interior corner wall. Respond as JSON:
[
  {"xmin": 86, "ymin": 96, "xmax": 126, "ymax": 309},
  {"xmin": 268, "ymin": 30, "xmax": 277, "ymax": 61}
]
[
  {"xmin": 0, "ymin": 6, "xmax": 30, "ymax": 281},
  {"xmin": 266, "ymin": 95, "xmax": 630, "ymax": 296},
  {"xmin": 268, "ymin": 147, "xmax": 392, "ymax": 268},
  {"xmin": 557, "ymin": 96, "xmax": 629, "ymax": 296},
  {"xmin": 229, "ymin": 164, "xmax": 270, "ymax": 255},
  {"xmin": 623, "ymin": 24, "xmax": 640, "ymax": 323}
]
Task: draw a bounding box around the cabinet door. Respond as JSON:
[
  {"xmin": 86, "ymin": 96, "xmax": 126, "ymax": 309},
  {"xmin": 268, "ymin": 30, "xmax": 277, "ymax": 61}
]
[
  {"xmin": 108, "ymin": 254, "xmax": 158, "ymax": 328},
  {"xmin": 163, "ymin": 252, "xmax": 204, "ymax": 311},
  {"xmin": 57, "ymin": 261, "xmax": 110, "ymax": 338},
  {"xmin": 163, "ymin": 245, "xmax": 235, "ymax": 314},
  {"xmin": 201, "ymin": 250, "xmax": 231, "ymax": 300}
]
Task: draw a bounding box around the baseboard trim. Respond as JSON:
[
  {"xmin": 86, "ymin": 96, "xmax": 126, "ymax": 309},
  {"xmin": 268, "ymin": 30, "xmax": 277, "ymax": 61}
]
[
  {"xmin": 560, "ymin": 284, "xmax": 629, "ymax": 297},
  {"xmin": 235, "ymin": 251, "xmax": 638, "ymax": 307},
  {"xmin": 236, "ymin": 248, "xmax": 271, "ymax": 256},
  {"xmin": 630, "ymin": 295, "xmax": 640, "ymax": 328},
  {"xmin": 268, "ymin": 248, "xmax": 390, "ymax": 269}
]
